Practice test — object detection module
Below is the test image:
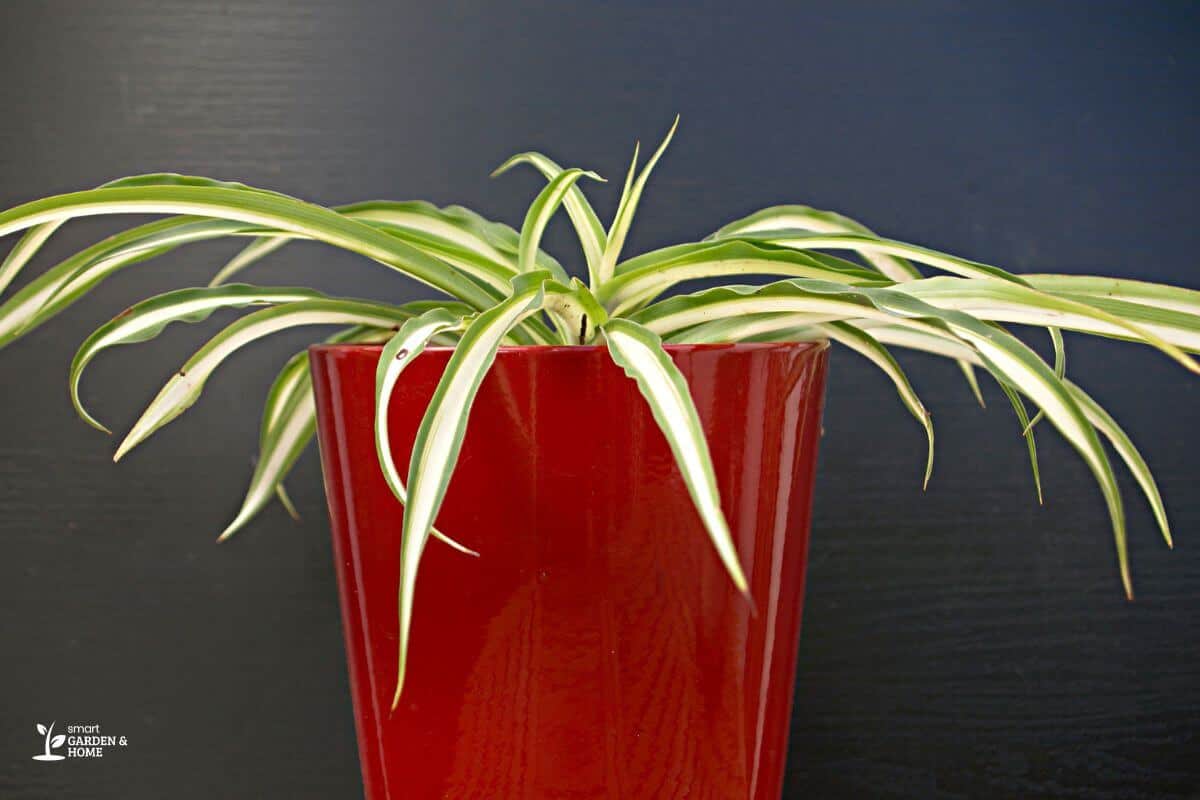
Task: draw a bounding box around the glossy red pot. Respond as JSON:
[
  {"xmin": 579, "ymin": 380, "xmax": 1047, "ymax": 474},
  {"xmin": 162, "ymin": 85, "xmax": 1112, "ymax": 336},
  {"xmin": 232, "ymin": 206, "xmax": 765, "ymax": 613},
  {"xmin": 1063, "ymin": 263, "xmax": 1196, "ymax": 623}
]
[{"xmin": 309, "ymin": 341, "xmax": 829, "ymax": 800}]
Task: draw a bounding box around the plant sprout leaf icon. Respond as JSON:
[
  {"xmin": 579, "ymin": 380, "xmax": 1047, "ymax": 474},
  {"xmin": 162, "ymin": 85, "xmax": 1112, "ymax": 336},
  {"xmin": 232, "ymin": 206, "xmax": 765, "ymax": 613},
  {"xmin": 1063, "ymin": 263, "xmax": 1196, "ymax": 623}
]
[
  {"xmin": 51, "ymin": 735, "xmax": 66, "ymax": 748},
  {"xmin": 37, "ymin": 724, "xmax": 47, "ymax": 736}
]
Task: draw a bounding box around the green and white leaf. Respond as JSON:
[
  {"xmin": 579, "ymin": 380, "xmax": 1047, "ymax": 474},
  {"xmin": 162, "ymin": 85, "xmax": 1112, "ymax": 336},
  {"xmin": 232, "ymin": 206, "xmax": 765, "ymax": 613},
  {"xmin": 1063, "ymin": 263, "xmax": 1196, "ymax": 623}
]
[
  {"xmin": 210, "ymin": 199, "xmax": 571, "ymax": 290},
  {"xmin": 0, "ymin": 220, "xmax": 64, "ymax": 296},
  {"xmin": 597, "ymin": 116, "xmax": 678, "ymax": 284},
  {"xmin": 1025, "ymin": 274, "xmax": 1200, "ymax": 316},
  {"xmin": 1065, "ymin": 379, "xmax": 1171, "ymax": 548},
  {"xmin": 733, "ymin": 229, "xmax": 1027, "ymax": 283},
  {"xmin": 492, "ymin": 152, "xmax": 607, "ymax": 285},
  {"xmin": 601, "ymin": 239, "xmax": 881, "ymax": 315},
  {"xmin": 223, "ymin": 324, "xmax": 426, "ymax": 541},
  {"xmin": 635, "ymin": 277, "xmax": 1134, "ymax": 595},
  {"xmin": 816, "ymin": 321, "xmax": 935, "ymax": 488},
  {"xmin": 871, "ymin": 291, "xmax": 1133, "ymax": 598},
  {"xmin": 218, "ymin": 321, "xmax": 478, "ymax": 550},
  {"xmin": 601, "ymin": 317, "xmax": 749, "ymax": 596},
  {"xmin": 70, "ymin": 284, "xmax": 328, "ymax": 433},
  {"xmin": 0, "ymin": 216, "xmax": 260, "ymax": 348},
  {"xmin": 511, "ymin": 169, "xmax": 603, "ymax": 341},
  {"xmin": 0, "ymin": 173, "xmax": 288, "ymax": 296},
  {"xmin": 208, "ymin": 236, "xmax": 291, "ymax": 287},
  {"xmin": 667, "ymin": 314, "xmax": 933, "ymax": 487},
  {"xmin": 374, "ymin": 308, "xmax": 479, "ymax": 557},
  {"xmin": 996, "ymin": 379, "xmax": 1046, "ymax": 504},
  {"xmin": 709, "ymin": 204, "xmax": 923, "ymax": 281},
  {"xmin": 862, "ymin": 321, "xmax": 1170, "ymax": 550},
  {"xmin": 218, "ymin": 363, "xmax": 318, "ymax": 542},
  {"xmin": 392, "ymin": 271, "xmax": 551, "ymax": 707},
  {"xmin": 706, "ymin": 206, "xmax": 1003, "ymax": 403},
  {"xmin": 113, "ymin": 297, "xmax": 427, "ymax": 462},
  {"xmin": 0, "ymin": 183, "xmax": 500, "ymax": 310},
  {"xmin": 516, "ymin": 168, "xmax": 602, "ymax": 280},
  {"xmin": 4, "ymin": 128, "xmax": 1197, "ymax": 706},
  {"xmin": 898, "ymin": 276, "xmax": 1200, "ymax": 369}
]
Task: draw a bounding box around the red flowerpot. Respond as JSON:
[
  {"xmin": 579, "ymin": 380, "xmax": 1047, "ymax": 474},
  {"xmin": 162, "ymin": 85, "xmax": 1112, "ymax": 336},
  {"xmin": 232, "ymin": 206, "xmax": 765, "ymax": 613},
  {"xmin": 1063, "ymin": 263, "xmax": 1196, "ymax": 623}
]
[{"xmin": 309, "ymin": 341, "xmax": 829, "ymax": 800}]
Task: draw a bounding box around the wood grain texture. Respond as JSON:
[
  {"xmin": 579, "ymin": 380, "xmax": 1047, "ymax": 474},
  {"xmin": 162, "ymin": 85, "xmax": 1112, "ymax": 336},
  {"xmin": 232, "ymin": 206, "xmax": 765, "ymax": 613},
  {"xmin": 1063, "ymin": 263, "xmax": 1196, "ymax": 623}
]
[{"xmin": 0, "ymin": 1, "xmax": 1197, "ymax": 798}]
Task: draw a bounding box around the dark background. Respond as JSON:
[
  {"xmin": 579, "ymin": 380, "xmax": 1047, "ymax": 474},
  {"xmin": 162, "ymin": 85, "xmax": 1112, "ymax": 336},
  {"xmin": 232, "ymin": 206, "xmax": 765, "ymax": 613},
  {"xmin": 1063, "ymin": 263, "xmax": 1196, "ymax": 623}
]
[{"xmin": 1, "ymin": 2, "xmax": 1197, "ymax": 798}]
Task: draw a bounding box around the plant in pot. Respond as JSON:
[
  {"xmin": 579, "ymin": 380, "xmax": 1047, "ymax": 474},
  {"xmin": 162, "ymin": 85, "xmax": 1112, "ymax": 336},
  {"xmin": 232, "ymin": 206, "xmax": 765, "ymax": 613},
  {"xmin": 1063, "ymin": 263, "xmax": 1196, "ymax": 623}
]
[{"xmin": 2, "ymin": 118, "xmax": 1196, "ymax": 799}]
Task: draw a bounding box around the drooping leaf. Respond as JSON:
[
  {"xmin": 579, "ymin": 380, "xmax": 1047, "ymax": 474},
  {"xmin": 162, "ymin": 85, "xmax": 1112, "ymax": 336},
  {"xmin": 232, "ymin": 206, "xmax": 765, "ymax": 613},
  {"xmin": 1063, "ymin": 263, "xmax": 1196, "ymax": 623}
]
[
  {"xmin": 0, "ymin": 221, "xmax": 64, "ymax": 297},
  {"xmin": 0, "ymin": 217, "xmax": 259, "ymax": 349},
  {"xmin": 635, "ymin": 277, "xmax": 1135, "ymax": 596},
  {"xmin": 1066, "ymin": 379, "xmax": 1172, "ymax": 548},
  {"xmin": 219, "ymin": 375, "xmax": 316, "ymax": 542},
  {"xmin": 1026, "ymin": 290, "xmax": 1200, "ymax": 354},
  {"xmin": 219, "ymin": 319, "xmax": 474, "ymax": 546},
  {"xmin": 373, "ymin": 307, "xmax": 479, "ymax": 557},
  {"xmin": 996, "ymin": 379, "xmax": 1046, "ymax": 504},
  {"xmin": 958, "ymin": 360, "xmax": 987, "ymax": 407},
  {"xmin": 207, "ymin": 236, "xmax": 291, "ymax": 287},
  {"xmin": 0, "ymin": 173, "xmax": 292, "ymax": 297},
  {"xmin": 70, "ymin": 284, "xmax": 328, "ymax": 433},
  {"xmin": 112, "ymin": 297, "xmax": 427, "ymax": 462},
  {"xmin": 600, "ymin": 239, "xmax": 881, "ymax": 315},
  {"xmin": 707, "ymin": 206, "xmax": 1026, "ymax": 403},
  {"xmin": 392, "ymin": 271, "xmax": 551, "ymax": 707},
  {"xmin": 898, "ymin": 276, "xmax": 1200, "ymax": 370},
  {"xmin": 0, "ymin": 183, "xmax": 500, "ymax": 310},
  {"xmin": 816, "ymin": 322, "xmax": 935, "ymax": 488},
  {"xmin": 733, "ymin": 229, "xmax": 1031, "ymax": 283},
  {"xmin": 1025, "ymin": 273, "xmax": 1200, "ymax": 316},
  {"xmin": 708, "ymin": 204, "xmax": 923, "ymax": 281},
  {"xmin": 340, "ymin": 200, "xmax": 521, "ymax": 264},
  {"xmin": 220, "ymin": 325, "xmax": 386, "ymax": 541},
  {"xmin": 863, "ymin": 321, "xmax": 1171, "ymax": 550},
  {"xmin": 601, "ymin": 317, "xmax": 750, "ymax": 596},
  {"xmin": 211, "ymin": 199, "xmax": 567, "ymax": 291},
  {"xmin": 666, "ymin": 313, "xmax": 934, "ymax": 487},
  {"xmin": 873, "ymin": 291, "xmax": 1134, "ymax": 598}
]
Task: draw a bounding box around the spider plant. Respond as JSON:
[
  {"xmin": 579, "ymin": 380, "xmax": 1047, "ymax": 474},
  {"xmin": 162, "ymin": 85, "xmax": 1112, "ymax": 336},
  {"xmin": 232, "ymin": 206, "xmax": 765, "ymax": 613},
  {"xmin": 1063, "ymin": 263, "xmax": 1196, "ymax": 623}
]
[{"xmin": 2, "ymin": 118, "xmax": 1197, "ymax": 709}]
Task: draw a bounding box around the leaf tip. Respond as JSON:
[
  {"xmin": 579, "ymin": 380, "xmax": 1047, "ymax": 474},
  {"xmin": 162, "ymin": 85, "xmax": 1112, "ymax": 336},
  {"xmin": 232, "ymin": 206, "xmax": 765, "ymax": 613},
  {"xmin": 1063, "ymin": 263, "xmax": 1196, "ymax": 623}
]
[
  {"xmin": 391, "ymin": 670, "xmax": 406, "ymax": 711},
  {"xmin": 488, "ymin": 154, "xmax": 521, "ymax": 179},
  {"xmin": 742, "ymin": 587, "xmax": 759, "ymax": 619},
  {"xmin": 112, "ymin": 434, "xmax": 137, "ymax": 463}
]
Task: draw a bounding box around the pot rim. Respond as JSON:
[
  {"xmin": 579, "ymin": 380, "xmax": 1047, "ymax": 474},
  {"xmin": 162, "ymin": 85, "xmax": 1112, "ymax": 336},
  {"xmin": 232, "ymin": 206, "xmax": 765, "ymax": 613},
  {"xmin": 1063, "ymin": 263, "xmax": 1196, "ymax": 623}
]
[{"xmin": 309, "ymin": 340, "xmax": 830, "ymax": 355}]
